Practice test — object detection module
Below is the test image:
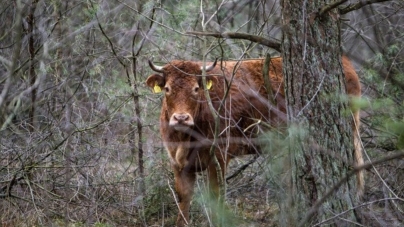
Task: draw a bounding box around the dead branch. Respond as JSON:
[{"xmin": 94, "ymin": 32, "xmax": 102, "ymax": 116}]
[
  {"xmin": 340, "ymin": 0, "xmax": 393, "ymax": 14},
  {"xmin": 298, "ymin": 150, "xmax": 404, "ymax": 227},
  {"xmin": 186, "ymin": 31, "xmax": 281, "ymax": 52},
  {"xmin": 318, "ymin": 0, "xmax": 348, "ymax": 17}
]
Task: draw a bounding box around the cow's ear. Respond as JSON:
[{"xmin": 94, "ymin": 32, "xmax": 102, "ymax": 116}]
[
  {"xmin": 206, "ymin": 76, "xmax": 217, "ymax": 90},
  {"xmin": 153, "ymin": 83, "xmax": 162, "ymax": 93},
  {"xmin": 206, "ymin": 79, "xmax": 213, "ymax": 90},
  {"xmin": 146, "ymin": 74, "xmax": 165, "ymax": 93}
]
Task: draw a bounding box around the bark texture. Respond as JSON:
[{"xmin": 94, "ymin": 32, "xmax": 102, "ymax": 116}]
[{"xmin": 281, "ymin": 0, "xmax": 360, "ymax": 226}]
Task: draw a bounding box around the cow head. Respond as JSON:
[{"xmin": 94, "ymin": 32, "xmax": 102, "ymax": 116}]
[{"xmin": 146, "ymin": 59, "xmax": 217, "ymax": 129}]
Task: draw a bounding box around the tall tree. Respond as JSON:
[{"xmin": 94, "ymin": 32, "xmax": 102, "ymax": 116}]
[{"xmin": 281, "ymin": 0, "xmax": 361, "ymax": 226}]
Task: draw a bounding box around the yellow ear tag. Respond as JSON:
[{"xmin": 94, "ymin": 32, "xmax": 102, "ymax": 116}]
[
  {"xmin": 153, "ymin": 83, "xmax": 162, "ymax": 93},
  {"xmin": 206, "ymin": 80, "xmax": 213, "ymax": 90}
]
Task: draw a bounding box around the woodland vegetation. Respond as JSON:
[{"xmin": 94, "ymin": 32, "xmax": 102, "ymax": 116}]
[{"xmin": 0, "ymin": 0, "xmax": 403, "ymax": 226}]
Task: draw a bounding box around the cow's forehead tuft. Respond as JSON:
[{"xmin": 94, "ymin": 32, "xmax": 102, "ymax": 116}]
[
  {"xmin": 165, "ymin": 74, "xmax": 198, "ymax": 88},
  {"xmin": 164, "ymin": 61, "xmax": 201, "ymax": 75}
]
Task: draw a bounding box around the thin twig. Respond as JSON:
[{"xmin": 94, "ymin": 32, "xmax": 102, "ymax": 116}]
[
  {"xmin": 167, "ymin": 180, "xmax": 188, "ymax": 226},
  {"xmin": 0, "ymin": 0, "xmax": 23, "ymax": 111},
  {"xmin": 313, "ymin": 197, "xmax": 404, "ymax": 226},
  {"xmin": 226, "ymin": 155, "xmax": 259, "ymax": 182},
  {"xmin": 118, "ymin": 0, "xmax": 188, "ymax": 36}
]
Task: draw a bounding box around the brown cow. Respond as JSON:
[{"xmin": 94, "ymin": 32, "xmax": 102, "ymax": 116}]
[{"xmin": 146, "ymin": 57, "xmax": 363, "ymax": 226}]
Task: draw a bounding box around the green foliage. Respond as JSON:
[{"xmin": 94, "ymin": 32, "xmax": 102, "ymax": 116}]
[
  {"xmin": 384, "ymin": 120, "xmax": 404, "ymax": 149},
  {"xmin": 85, "ymin": 3, "xmax": 98, "ymax": 19},
  {"xmin": 259, "ymin": 128, "xmax": 290, "ymax": 177},
  {"xmin": 362, "ymin": 51, "xmax": 404, "ymax": 150},
  {"xmin": 141, "ymin": 0, "xmax": 155, "ymax": 15},
  {"xmin": 142, "ymin": 178, "xmax": 173, "ymax": 219},
  {"xmin": 93, "ymin": 222, "xmax": 113, "ymax": 227}
]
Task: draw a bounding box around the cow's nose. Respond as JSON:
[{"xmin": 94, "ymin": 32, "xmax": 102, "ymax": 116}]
[
  {"xmin": 170, "ymin": 113, "xmax": 194, "ymax": 127},
  {"xmin": 173, "ymin": 113, "xmax": 189, "ymax": 123}
]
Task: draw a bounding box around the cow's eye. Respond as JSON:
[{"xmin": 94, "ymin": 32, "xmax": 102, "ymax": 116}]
[
  {"xmin": 164, "ymin": 87, "xmax": 170, "ymax": 93},
  {"xmin": 193, "ymin": 87, "xmax": 199, "ymax": 93}
]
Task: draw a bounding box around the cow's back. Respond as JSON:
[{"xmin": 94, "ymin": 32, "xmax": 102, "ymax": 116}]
[
  {"xmin": 200, "ymin": 57, "xmax": 357, "ymax": 97},
  {"xmin": 195, "ymin": 58, "xmax": 287, "ymax": 156},
  {"xmin": 199, "ymin": 58, "xmax": 284, "ymax": 96}
]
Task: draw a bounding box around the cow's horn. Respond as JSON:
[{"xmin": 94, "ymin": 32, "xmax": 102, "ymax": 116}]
[
  {"xmin": 148, "ymin": 59, "xmax": 164, "ymax": 73},
  {"xmin": 201, "ymin": 59, "xmax": 217, "ymax": 72}
]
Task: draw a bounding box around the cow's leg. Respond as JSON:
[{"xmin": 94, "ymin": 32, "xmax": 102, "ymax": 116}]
[{"xmin": 173, "ymin": 166, "xmax": 196, "ymax": 227}]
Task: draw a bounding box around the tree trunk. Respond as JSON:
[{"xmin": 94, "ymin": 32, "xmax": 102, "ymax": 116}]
[
  {"xmin": 281, "ymin": 1, "xmax": 360, "ymax": 226},
  {"xmin": 132, "ymin": 55, "xmax": 145, "ymax": 195},
  {"xmin": 28, "ymin": 0, "xmax": 39, "ymax": 131}
]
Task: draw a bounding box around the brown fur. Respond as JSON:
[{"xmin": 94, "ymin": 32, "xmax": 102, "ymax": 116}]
[{"xmin": 146, "ymin": 56, "xmax": 363, "ymax": 226}]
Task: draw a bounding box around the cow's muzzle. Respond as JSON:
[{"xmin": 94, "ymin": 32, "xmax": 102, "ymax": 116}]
[{"xmin": 169, "ymin": 113, "xmax": 194, "ymax": 128}]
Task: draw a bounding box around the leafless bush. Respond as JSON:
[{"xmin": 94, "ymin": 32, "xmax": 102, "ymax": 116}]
[{"xmin": 0, "ymin": 0, "xmax": 403, "ymax": 226}]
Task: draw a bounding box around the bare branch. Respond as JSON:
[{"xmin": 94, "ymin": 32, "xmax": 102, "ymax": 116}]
[
  {"xmin": 0, "ymin": 0, "xmax": 23, "ymax": 112},
  {"xmin": 226, "ymin": 155, "xmax": 259, "ymax": 182},
  {"xmin": 298, "ymin": 150, "xmax": 404, "ymax": 227},
  {"xmin": 186, "ymin": 31, "xmax": 281, "ymax": 52},
  {"xmin": 340, "ymin": 0, "xmax": 392, "ymax": 14},
  {"xmin": 313, "ymin": 197, "xmax": 404, "ymax": 226},
  {"xmin": 118, "ymin": 0, "xmax": 188, "ymax": 36},
  {"xmin": 93, "ymin": 3, "xmax": 126, "ymax": 67},
  {"xmin": 319, "ymin": 0, "xmax": 393, "ymax": 17},
  {"xmin": 318, "ymin": 0, "xmax": 348, "ymax": 17}
]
